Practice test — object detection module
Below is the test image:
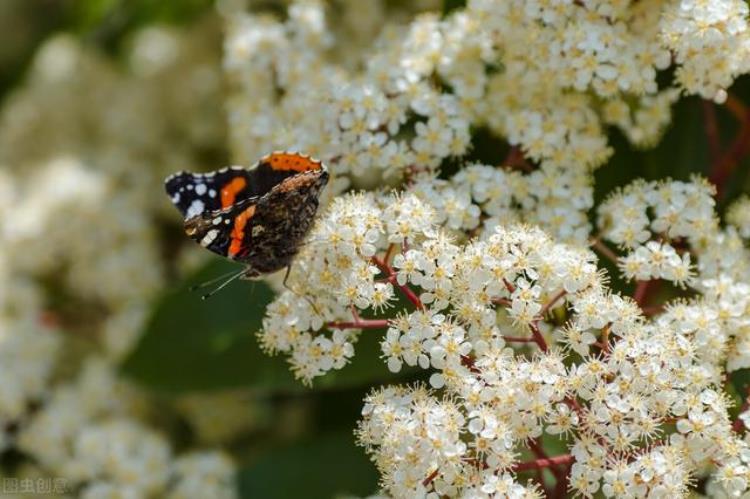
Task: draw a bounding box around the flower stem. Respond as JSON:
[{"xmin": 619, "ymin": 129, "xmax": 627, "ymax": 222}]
[
  {"xmin": 503, "ymin": 335, "xmax": 537, "ymax": 343},
  {"xmin": 327, "ymin": 319, "xmax": 390, "ymax": 329},
  {"xmin": 528, "ymin": 438, "xmax": 566, "ymax": 483},
  {"xmin": 371, "ymin": 255, "xmax": 424, "ymax": 310},
  {"xmin": 633, "ymin": 280, "xmax": 651, "ymax": 306},
  {"xmin": 511, "ymin": 454, "xmax": 574, "ymax": 472},
  {"xmin": 529, "ymin": 321, "xmax": 549, "ymax": 352},
  {"xmin": 538, "ymin": 289, "xmax": 567, "ymax": 317},
  {"xmin": 733, "ymin": 389, "xmax": 750, "ymax": 433},
  {"xmin": 590, "ymin": 237, "xmax": 620, "ymax": 265},
  {"xmin": 703, "ymin": 100, "xmax": 721, "ymax": 163}
]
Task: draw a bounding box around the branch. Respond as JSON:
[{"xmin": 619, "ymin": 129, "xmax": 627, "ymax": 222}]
[
  {"xmin": 503, "ymin": 335, "xmax": 537, "ymax": 343},
  {"xmin": 511, "ymin": 454, "xmax": 574, "ymax": 472},
  {"xmin": 633, "ymin": 280, "xmax": 651, "ymax": 307},
  {"xmin": 538, "ymin": 289, "xmax": 567, "ymax": 317},
  {"xmin": 590, "ymin": 237, "xmax": 620, "ymax": 265},
  {"xmin": 503, "ymin": 146, "xmax": 534, "ymax": 173},
  {"xmin": 733, "ymin": 389, "xmax": 750, "ymax": 433},
  {"xmin": 327, "ymin": 319, "xmax": 390, "ymax": 329},
  {"xmin": 528, "ymin": 438, "xmax": 566, "ymax": 483},
  {"xmin": 529, "ymin": 321, "xmax": 549, "ymax": 353},
  {"xmin": 371, "ymin": 255, "xmax": 424, "ymax": 310},
  {"xmin": 702, "ymin": 100, "xmax": 721, "ymax": 163}
]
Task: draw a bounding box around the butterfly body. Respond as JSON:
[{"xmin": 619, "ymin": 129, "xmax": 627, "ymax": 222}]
[{"xmin": 166, "ymin": 152, "xmax": 328, "ymax": 279}]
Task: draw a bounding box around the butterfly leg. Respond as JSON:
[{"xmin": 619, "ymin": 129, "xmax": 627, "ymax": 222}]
[
  {"xmin": 282, "ymin": 264, "xmax": 292, "ymax": 289},
  {"xmin": 281, "ymin": 264, "xmax": 321, "ymax": 315}
]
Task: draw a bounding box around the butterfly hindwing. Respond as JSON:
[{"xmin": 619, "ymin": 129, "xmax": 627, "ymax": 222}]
[{"xmin": 183, "ymin": 196, "xmax": 259, "ymax": 259}]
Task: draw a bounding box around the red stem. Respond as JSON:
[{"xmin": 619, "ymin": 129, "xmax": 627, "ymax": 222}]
[
  {"xmin": 538, "ymin": 289, "xmax": 566, "ymax": 317},
  {"xmin": 733, "ymin": 389, "xmax": 750, "ymax": 433},
  {"xmin": 512, "ymin": 454, "xmax": 574, "ymax": 472},
  {"xmin": 503, "ymin": 146, "xmax": 534, "ymax": 173},
  {"xmin": 529, "ymin": 322, "xmax": 549, "ymax": 353},
  {"xmin": 327, "ymin": 319, "xmax": 389, "ymax": 329},
  {"xmin": 633, "ymin": 280, "xmax": 651, "ymax": 306},
  {"xmin": 590, "ymin": 238, "xmax": 620, "ymax": 265},
  {"xmin": 383, "ymin": 243, "xmax": 396, "ymax": 266},
  {"xmin": 423, "ymin": 455, "xmax": 575, "ymax": 490},
  {"xmin": 371, "ymin": 255, "xmax": 424, "ymax": 310},
  {"xmin": 493, "ymin": 297, "xmax": 512, "ymax": 307},
  {"xmin": 528, "ymin": 438, "xmax": 566, "ymax": 483},
  {"xmin": 460, "ymin": 354, "xmax": 481, "ymax": 374},
  {"xmin": 640, "ymin": 305, "xmax": 664, "ymax": 317},
  {"xmin": 703, "ymin": 100, "xmax": 721, "ymax": 163},
  {"xmin": 422, "ymin": 469, "xmax": 439, "ymax": 487},
  {"xmin": 503, "ymin": 335, "xmax": 537, "ymax": 343}
]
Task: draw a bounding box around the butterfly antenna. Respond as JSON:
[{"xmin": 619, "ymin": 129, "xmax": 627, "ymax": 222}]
[
  {"xmin": 189, "ymin": 269, "xmax": 242, "ymax": 292},
  {"xmin": 201, "ymin": 268, "xmax": 247, "ymax": 300},
  {"xmin": 281, "ymin": 265, "xmax": 321, "ymax": 315}
]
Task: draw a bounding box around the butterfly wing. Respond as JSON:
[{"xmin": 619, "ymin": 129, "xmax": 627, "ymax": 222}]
[
  {"xmin": 165, "ymin": 152, "xmax": 324, "ymax": 219},
  {"xmin": 182, "ymin": 196, "xmax": 260, "ymax": 259},
  {"xmin": 164, "ymin": 167, "xmax": 255, "ymax": 219},
  {"xmin": 166, "ymin": 152, "xmax": 327, "ymax": 268}
]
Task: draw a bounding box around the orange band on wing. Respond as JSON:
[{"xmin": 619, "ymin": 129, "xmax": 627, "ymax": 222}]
[
  {"xmin": 264, "ymin": 152, "xmax": 321, "ymax": 173},
  {"xmin": 221, "ymin": 177, "xmax": 247, "ymax": 209},
  {"xmin": 228, "ymin": 205, "xmax": 256, "ymax": 257}
]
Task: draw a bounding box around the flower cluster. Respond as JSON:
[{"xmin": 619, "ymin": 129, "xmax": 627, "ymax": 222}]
[
  {"xmin": 253, "ymin": 170, "xmax": 750, "ymax": 497},
  {"xmin": 0, "ymin": 23, "xmax": 238, "ymax": 498},
  {"xmin": 7, "ymin": 0, "xmax": 750, "ymax": 496},
  {"xmin": 597, "ymin": 177, "xmax": 719, "ymax": 287},
  {"xmin": 661, "ymin": 0, "xmax": 750, "ymax": 103},
  {"xmin": 727, "ymin": 195, "xmax": 750, "ymax": 238},
  {"xmin": 222, "ymin": 0, "xmax": 750, "ymax": 194},
  {"xmin": 409, "ymin": 161, "xmax": 594, "ymax": 244}
]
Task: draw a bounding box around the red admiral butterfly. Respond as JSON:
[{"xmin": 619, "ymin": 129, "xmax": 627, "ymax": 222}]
[{"xmin": 166, "ymin": 152, "xmax": 329, "ymax": 298}]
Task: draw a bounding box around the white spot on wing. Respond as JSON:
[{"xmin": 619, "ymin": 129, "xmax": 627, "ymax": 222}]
[
  {"xmin": 186, "ymin": 200, "xmax": 205, "ymax": 218},
  {"xmin": 201, "ymin": 229, "xmax": 219, "ymax": 247},
  {"xmin": 209, "ymin": 189, "xmax": 216, "ymax": 198},
  {"xmin": 213, "ymin": 217, "xmax": 222, "ymax": 225},
  {"xmin": 172, "ymin": 193, "xmax": 180, "ymax": 203},
  {"xmin": 195, "ymin": 184, "xmax": 207, "ymax": 195}
]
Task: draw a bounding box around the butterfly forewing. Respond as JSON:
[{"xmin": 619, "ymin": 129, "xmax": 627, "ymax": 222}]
[
  {"xmin": 164, "ymin": 167, "xmax": 255, "ymax": 218},
  {"xmin": 166, "ymin": 151, "xmax": 328, "ymax": 278}
]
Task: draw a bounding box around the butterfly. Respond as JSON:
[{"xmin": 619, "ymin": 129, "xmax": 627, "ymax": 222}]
[{"xmin": 165, "ymin": 152, "xmax": 329, "ymax": 298}]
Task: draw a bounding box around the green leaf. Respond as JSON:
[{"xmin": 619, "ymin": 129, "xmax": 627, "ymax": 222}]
[
  {"xmin": 237, "ymin": 432, "xmax": 378, "ymax": 499},
  {"xmin": 121, "ymin": 259, "xmax": 415, "ymax": 394},
  {"xmin": 317, "ymin": 325, "xmax": 418, "ymax": 390},
  {"xmin": 594, "ymin": 96, "xmax": 710, "ymax": 206},
  {"xmin": 442, "ymin": 0, "xmax": 467, "ymax": 16},
  {"xmin": 731, "ymin": 369, "xmax": 750, "ymax": 399},
  {"xmin": 121, "ymin": 259, "xmax": 299, "ymax": 393}
]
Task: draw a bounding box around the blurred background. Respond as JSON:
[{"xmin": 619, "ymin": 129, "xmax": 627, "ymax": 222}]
[
  {"xmin": 0, "ymin": 1, "xmax": 391, "ymax": 497},
  {"xmin": 2, "ymin": 1, "xmax": 750, "ymax": 499}
]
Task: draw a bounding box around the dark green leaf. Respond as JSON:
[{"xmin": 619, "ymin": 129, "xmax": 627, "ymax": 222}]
[
  {"xmin": 442, "ymin": 0, "xmax": 467, "ymax": 16},
  {"xmin": 731, "ymin": 369, "xmax": 750, "ymax": 400},
  {"xmin": 237, "ymin": 432, "xmax": 378, "ymax": 499},
  {"xmin": 121, "ymin": 259, "xmax": 415, "ymax": 394},
  {"xmin": 121, "ymin": 259, "xmax": 299, "ymax": 393}
]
